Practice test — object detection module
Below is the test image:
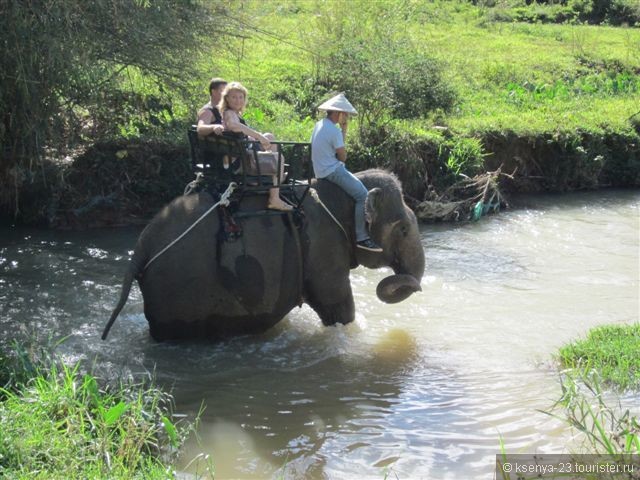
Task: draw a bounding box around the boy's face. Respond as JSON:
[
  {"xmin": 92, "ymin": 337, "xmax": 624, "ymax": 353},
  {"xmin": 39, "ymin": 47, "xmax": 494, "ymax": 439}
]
[{"xmin": 211, "ymin": 84, "xmax": 227, "ymax": 104}]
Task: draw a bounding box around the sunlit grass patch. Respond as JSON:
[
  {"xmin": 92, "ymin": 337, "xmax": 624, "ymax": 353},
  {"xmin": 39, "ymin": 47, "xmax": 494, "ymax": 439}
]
[
  {"xmin": 207, "ymin": 1, "xmax": 640, "ymax": 143},
  {"xmin": 557, "ymin": 323, "xmax": 640, "ymax": 390}
]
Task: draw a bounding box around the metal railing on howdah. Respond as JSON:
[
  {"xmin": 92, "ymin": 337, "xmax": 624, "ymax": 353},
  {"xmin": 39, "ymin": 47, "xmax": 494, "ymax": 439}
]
[{"xmin": 187, "ymin": 126, "xmax": 313, "ymax": 209}]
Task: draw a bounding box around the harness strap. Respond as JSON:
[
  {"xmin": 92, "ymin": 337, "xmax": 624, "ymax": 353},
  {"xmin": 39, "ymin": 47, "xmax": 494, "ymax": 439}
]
[
  {"xmin": 143, "ymin": 182, "xmax": 237, "ymax": 271},
  {"xmin": 287, "ymin": 210, "xmax": 305, "ymax": 307},
  {"xmin": 311, "ymin": 188, "xmax": 358, "ymax": 268}
]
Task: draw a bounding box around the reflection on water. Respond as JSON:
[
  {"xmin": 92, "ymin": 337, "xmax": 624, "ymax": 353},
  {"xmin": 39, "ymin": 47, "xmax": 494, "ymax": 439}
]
[{"xmin": 0, "ymin": 190, "xmax": 638, "ymax": 479}]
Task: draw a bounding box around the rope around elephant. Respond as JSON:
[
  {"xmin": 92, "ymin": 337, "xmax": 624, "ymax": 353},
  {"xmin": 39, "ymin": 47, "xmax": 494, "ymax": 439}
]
[{"xmin": 143, "ymin": 182, "xmax": 238, "ymax": 271}]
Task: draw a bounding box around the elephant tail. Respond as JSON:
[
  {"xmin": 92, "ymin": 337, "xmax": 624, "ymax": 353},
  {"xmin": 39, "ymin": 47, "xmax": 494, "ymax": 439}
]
[{"xmin": 101, "ymin": 257, "xmax": 142, "ymax": 340}]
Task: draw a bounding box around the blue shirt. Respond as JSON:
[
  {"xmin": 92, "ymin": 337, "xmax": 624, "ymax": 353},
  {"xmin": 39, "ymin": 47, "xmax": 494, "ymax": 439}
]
[{"xmin": 310, "ymin": 118, "xmax": 344, "ymax": 178}]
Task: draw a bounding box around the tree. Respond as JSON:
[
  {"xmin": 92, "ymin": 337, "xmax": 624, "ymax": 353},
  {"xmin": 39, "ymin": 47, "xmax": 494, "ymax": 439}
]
[{"xmin": 0, "ymin": 0, "xmax": 229, "ymax": 218}]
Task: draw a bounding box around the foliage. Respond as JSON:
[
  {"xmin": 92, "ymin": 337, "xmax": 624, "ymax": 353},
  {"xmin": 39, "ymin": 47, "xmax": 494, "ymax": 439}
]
[
  {"xmin": 3, "ymin": 0, "xmax": 640, "ymax": 225},
  {"xmin": 308, "ymin": 0, "xmax": 456, "ymax": 132},
  {"xmin": 439, "ymin": 137, "xmax": 488, "ymax": 178},
  {"xmin": 0, "ymin": 0, "xmax": 227, "ymax": 217},
  {"xmin": 47, "ymin": 140, "xmax": 192, "ymax": 228},
  {"xmin": 476, "ymin": 0, "xmax": 640, "ymax": 25},
  {"xmin": 557, "ymin": 323, "xmax": 640, "ymax": 390},
  {"xmin": 0, "ymin": 343, "xmax": 191, "ymax": 479},
  {"xmin": 546, "ymin": 370, "xmax": 640, "ymax": 458},
  {"xmin": 543, "ymin": 324, "xmax": 640, "ymax": 475}
]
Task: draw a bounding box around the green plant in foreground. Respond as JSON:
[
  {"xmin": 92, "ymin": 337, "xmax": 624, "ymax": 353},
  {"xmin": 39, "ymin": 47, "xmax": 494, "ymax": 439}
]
[
  {"xmin": 558, "ymin": 323, "xmax": 640, "ymax": 390},
  {"xmin": 0, "ymin": 354, "xmax": 190, "ymax": 479},
  {"xmin": 545, "ymin": 371, "xmax": 640, "ymax": 459}
]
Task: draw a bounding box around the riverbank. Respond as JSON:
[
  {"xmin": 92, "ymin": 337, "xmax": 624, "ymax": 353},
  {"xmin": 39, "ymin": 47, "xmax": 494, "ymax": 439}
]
[
  {"xmin": 4, "ymin": 125, "xmax": 638, "ymax": 229},
  {"xmin": 2, "ymin": 0, "xmax": 639, "ymax": 228},
  {"xmin": 538, "ymin": 323, "xmax": 640, "ymax": 470}
]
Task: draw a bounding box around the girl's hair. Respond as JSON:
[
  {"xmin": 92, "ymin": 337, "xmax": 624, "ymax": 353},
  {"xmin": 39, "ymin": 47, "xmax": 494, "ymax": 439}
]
[{"xmin": 218, "ymin": 81, "xmax": 248, "ymax": 114}]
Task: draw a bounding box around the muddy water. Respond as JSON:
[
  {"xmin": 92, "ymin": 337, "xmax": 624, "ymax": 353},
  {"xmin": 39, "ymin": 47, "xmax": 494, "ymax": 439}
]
[{"xmin": 0, "ymin": 190, "xmax": 638, "ymax": 479}]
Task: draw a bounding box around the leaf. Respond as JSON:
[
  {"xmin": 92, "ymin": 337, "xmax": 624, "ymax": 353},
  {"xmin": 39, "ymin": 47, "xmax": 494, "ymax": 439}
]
[
  {"xmin": 82, "ymin": 374, "xmax": 100, "ymax": 407},
  {"xmin": 104, "ymin": 401, "xmax": 129, "ymax": 426},
  {"xmin": 162, "ymin": 416, "xmax": 179, "ymax": 448}
]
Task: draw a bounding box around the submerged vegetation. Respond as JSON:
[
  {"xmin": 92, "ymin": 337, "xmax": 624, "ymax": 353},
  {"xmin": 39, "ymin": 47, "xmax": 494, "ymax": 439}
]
[{"xmin": 0, "ymin": 344, "xmax": 190, "ymax": 479}]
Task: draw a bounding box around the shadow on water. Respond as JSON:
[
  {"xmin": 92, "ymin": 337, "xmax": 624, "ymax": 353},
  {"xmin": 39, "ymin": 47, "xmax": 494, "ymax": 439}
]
[{"xmin": 131, "ymin": 321, "xmax": 423, "ymax": 479}]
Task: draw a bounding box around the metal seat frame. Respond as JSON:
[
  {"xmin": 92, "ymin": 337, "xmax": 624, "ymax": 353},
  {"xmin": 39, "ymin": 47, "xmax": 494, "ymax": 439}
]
[{"xmin": 188, "ymin": 126, "xmax": 312, "ymax": 212}]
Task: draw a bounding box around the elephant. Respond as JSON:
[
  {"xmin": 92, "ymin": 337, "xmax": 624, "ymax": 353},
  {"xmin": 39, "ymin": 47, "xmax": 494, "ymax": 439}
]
[{"xmin": 102, "ymin": 169, "xmax": 425, "ymax": 341}]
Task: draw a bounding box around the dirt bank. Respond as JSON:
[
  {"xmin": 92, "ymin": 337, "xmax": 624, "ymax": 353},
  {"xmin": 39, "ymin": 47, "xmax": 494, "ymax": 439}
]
[{"xmin": 3, "ymin": 129, "xmax": 639, "ymax": 228}]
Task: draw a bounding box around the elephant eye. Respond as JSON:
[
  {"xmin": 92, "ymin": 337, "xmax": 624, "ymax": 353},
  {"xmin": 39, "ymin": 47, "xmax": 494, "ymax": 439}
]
[{"xmin": 401, "ymin": 225, "xmax": 408, "ymax": 237}]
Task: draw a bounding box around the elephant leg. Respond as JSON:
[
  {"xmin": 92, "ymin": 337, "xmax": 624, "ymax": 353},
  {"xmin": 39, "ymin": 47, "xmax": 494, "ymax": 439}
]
[{"xmin": 305, "ymin": 275, "xmax": 355, "ymax": 326}]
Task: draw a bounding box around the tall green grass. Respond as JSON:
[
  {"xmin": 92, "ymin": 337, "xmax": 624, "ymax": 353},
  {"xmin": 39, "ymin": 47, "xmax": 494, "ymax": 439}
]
[
  {"xmin": 500, "ymin": 326, "xmax": 640, "ymax": 479},
  {"xmin": 546, "ymin": 370, "xmax": 640, "ymax": 458},
  {"xmin": 0, "ymin": 344, "xmax": 191, "ymax": 479},
  {"xmin": 535, "ymin": 324, "xmax": 640, "ymax": 477}
]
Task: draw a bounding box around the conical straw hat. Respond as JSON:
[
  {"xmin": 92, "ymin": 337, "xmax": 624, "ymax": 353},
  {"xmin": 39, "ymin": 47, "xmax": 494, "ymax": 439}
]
[{"xmin": 317, "ymin": 93, "xmax": 358, "ymax": 115}]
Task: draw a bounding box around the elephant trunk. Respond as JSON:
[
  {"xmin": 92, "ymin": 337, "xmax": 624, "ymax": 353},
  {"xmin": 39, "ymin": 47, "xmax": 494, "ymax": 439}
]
[
  {"xmin": 376, "ymin": 234, "xmax": 425, "ymax": 304},
  {"xmin": 376, "ymin": 274, "xmax": 422, "ymax": 304}
]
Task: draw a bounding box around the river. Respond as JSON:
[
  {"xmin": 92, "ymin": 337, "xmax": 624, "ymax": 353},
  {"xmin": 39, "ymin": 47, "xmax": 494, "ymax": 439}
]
[{"xmin": 0, "ymin": 189, "xmax": 638, "ymax": 479}]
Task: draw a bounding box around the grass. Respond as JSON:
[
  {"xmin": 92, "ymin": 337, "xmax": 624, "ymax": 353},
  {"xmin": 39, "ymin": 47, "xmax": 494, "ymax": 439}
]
[
  {"xmin": 0, "ymin": 344, "xmax": 191, "ymax": 479},
  {"xmin": 545, "ymin": 370, "xmax": 639, "ymax": 460},
  {"xmin": 535, "ymin": 323, "xmax": 640, "ymax": 477},
  {"xmin": 11, "ymin": 1, "xmax": 640, "ymax": 222},
  {"xmin": 198, "ymin": 1, "xmax": 640, "ymax": 141},
  {"xmin": 558, "ymin": 323, "xmax": 640, "ymax": 390}
]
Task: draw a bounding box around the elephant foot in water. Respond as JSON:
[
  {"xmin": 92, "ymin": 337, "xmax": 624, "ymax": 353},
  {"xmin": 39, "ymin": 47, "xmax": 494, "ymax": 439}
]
[
  {"xmin": 306, "ymin": 295, "xmax": 355, "ymax": 327},
  {"xmin": 147, "ymin": 312, "xmax": 281, "ymax": 341}
]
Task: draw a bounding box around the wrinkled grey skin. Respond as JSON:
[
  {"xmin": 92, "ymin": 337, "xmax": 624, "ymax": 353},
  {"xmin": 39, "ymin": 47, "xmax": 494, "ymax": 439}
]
[{"xmin": 102, "ymin": 169, "xmax": 425, "ymax": 341}]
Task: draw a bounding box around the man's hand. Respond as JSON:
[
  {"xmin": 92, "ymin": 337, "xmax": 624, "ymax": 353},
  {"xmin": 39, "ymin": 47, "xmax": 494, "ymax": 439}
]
[
  {"xmin": 338, "ymin": 112, "xmax": 349, "ymax": 129},
  {"xmin": 212, "ymin": 124, "xmax": 224, "ymax": 135}
]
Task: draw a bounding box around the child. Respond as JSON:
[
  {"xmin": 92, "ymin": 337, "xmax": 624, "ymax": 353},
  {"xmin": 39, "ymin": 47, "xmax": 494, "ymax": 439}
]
[{"xmin": 218, "ymin": 82, "xmax": 293, "ymax": 212}]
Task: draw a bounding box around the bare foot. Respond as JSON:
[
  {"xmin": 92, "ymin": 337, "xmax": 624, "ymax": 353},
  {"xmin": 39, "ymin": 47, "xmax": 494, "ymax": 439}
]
[{"xmin": 267, "ymin": 200, "xmax": 294, "ymax": 212}]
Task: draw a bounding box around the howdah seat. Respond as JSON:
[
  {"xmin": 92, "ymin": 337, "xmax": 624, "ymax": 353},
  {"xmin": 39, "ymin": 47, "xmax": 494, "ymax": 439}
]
[{"xmin": 187, "ymin": 126, "xmax": 312, "ymax": 210}]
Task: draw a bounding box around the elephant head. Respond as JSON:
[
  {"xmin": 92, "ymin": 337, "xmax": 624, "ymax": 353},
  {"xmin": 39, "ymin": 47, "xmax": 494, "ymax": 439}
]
[{"xmin": 357, "ymin": 170, "xmax": 425, "ymax": 304}]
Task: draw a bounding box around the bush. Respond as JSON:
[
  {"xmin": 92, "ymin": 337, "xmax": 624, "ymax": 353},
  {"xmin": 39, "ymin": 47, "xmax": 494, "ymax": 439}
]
[
  {"xmin": 608, "ymin": 0, "xmax": 640, "ymax": 25},
  {"xmin": 439, "ymin": 137, "xmax": 488, "ymax": 179},
  {"xmin": 318, "ymin": 39, "xmax": 457, "ymax": 131},
  {"xmin": 310, "ymin": 0, "xmax": 457, "ymax": 131},
  {"xmin": 393, "ymin": 55, "xmax": 458, "ymax": 119}
]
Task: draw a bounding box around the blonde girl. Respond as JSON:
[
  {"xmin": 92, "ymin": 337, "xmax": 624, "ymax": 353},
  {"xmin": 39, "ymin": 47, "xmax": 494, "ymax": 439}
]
[{"xmin": 218, "ymin": 82, "xmax": 292, "ymax": 212}]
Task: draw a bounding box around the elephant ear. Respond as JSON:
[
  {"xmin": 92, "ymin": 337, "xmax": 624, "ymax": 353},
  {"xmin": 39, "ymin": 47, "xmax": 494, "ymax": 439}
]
[{"xmin": 365, "ymin": 187, "xmax": 383, "ymax": 225}]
